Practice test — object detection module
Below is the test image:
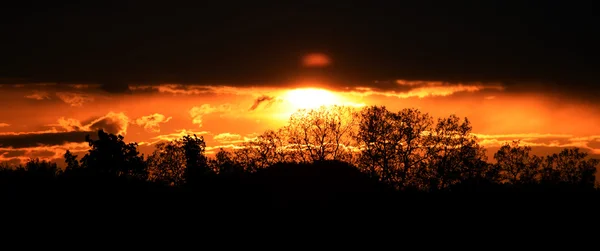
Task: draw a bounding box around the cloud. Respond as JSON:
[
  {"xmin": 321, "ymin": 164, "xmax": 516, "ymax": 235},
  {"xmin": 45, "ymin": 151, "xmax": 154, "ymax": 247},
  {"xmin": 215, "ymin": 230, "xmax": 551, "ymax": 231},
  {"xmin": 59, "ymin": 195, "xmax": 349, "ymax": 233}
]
[
  {"xmin": 99, "ymin": 82, "xmax": 131, "ymax": 94},
  {"xmin": 47, "ymin": 112, "xmax": 129, "ymax": 136},
  {"xmin": 87, "ymin": 112, "xmax": 129, "ymax": 136},
  {"xmin": 474, "ymin": 133, "xmax": 600, "ymax": 155},
  {"xmin": 213, "ymin": 133, "xmax": 243, "ymax": 144},
  {"xmin": 205, "ymin": 144, "xmax": 248, "ymax": 155},
  {"xmin": 0, "ymin": 111, "xmax": 129, "ymax": 162},
  {"xmin": 473, "ymin": 133, "xmax": 573, "ymax": 140},
  {"xmin": 347, "ymin": 80, "xmax": 504, "ymax": 99},
  {"xmin": 189, "ymin": 104, "xmax": 231, "ymax": 127},
  {"xmin": 56, "ymin": 117, "xmax": 84, "ymax": 131},
  {"xmin": 0, "ymin": 142, "xmax": 90, "ymax": 165},
  {"xmin": 56, "ymin": 92, "xmax": 94, "ymax": 107},
  {"xmin": 2, "ymin": 150, "xmax": 27, "ymax": 158},
  {"xmin": 143, "ymin": 129, "xmax": 210, "ymax": 145},
  {"xmin": 249, "ymin": 95, "xmax": 274, "ymax": 111},
  {"xmin": 0, "ymin": 131, "xmax": 92, "ymax": 149},
  {"xmin": 135, "ymin": 113, "xmax": 173, "ymax": 133},
  {"xmin": 129, "ymin": 84, "xmax": 278, "ymax": 96},
  {"xmin": 0, "ymin": 123, "xmax": 9, "ymax": 128},
  {"xmin": 25, "ymin": 91, "xmax": 50, "ymax": 100},
  {"xmin": 213, "ymin": 132, "xmax": 257, "ymax": 145}
]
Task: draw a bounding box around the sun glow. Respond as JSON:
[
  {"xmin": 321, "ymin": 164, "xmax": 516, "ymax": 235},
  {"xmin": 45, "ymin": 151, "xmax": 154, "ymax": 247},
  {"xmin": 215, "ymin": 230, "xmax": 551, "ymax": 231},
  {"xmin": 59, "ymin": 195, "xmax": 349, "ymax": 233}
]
[{"xmin": 284, "ymin": 88, "xmax": 341, "ymax": 110}]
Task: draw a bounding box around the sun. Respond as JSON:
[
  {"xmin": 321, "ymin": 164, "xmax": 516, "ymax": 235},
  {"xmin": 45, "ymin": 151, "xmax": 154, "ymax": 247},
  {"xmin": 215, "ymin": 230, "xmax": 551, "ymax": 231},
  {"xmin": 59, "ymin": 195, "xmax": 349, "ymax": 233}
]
[{"xmin": 284, "ymin": 88, "xmax": 341, "ymax": 110}]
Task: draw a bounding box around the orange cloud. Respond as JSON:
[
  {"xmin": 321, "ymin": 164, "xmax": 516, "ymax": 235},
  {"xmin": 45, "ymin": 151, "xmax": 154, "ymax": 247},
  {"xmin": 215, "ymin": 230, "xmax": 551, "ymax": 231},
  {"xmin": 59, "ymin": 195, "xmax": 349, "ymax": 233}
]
[
  {"xmin": 205, "ymin": 144, "xmax": 248, "ymax": 155},
  {"xmin": 49, "ymin": 112, "xmax": 130, "ymax": 135},
  {"xmin": 474, "ymin": 133, "xmax": 600, "ymax": 155},
  {"xmin": 56, "ymin": 92, "xmax": 94, "ymax": 107},
  {"xmin": 25, "ymin": 91, "xmax": 50, "ymax": 100},
  {"xmin": 213, "ymin": 132, "xmax": 256, "ymax": 144},
  {"xmin": 143, "ymin": 129, "xmax": 210, "ymax": 145},
  {"xmin": 135, "ymin": 113, "xmax": 172, "ymax": 133},
  {"xmin": 129, "ymin": 84, "xmax": 280, "ymax": 96},
  {"xmin": 347, "ymin": 80, "xmax": 504, "ymax": 99},
  {"xmin": 0, "ymin": 123, "xmax": 9, "ymax": 128},
  {"xmin": 189, "ymin": 104, "xmax": 231, "ymax": 128},
  {"xmin": 56, "ymin": 117, "xmax": 84, "ymax": 131}
]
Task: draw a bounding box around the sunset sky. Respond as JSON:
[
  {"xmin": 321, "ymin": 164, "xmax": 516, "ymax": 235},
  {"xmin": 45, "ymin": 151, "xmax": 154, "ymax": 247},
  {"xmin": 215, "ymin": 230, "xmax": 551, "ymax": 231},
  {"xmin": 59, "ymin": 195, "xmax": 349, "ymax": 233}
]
[{"xmin": 1, "ymin": 2, "xmax": 598, "ymax": 165}]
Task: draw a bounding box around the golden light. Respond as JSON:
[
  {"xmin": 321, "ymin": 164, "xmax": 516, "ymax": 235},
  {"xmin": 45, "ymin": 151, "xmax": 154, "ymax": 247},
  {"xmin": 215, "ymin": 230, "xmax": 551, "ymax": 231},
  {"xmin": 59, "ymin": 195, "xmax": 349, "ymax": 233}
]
[{"xmin": 284, "ymin": 88, "xmax": 341, "ymax": 110}]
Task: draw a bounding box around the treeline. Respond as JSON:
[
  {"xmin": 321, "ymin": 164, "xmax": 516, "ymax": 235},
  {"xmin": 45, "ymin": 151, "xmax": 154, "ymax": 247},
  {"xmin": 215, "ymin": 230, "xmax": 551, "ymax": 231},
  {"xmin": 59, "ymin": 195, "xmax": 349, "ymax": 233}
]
[{"xmin": 1, "ymin": 105, "xmax": 598, "ymax": 192}]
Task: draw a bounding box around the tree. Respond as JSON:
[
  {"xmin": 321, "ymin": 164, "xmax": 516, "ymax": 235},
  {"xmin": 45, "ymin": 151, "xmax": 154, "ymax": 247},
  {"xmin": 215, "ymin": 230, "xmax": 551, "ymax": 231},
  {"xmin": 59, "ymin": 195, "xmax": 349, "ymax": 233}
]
[
  {"xmin": 80, "ymin": 130, "xmax": 147, "ymax": 180},
  {"xmin": 147, "ymin": 134, "xmax": 210, "ymax": 186},
  {"xmin": 147, "ymin": 141, "xmax": 187, "ymax": 186},
  {"xmin": 209, "ymin": 148, "xmax": 244, "ymax": 176},
  {"xmin": 64, "ymin": 150, "xmax": 80, "ymax": 172},
  {"xmin": 493, "ymin": 141, "xmax": 542, "ymax": 185},
  {"xmin": 25, "ymin": 158, "xmax": 59, "ymax": 177},
  {"xmin": 250, "ymin": 129, "xmax": 290, "ymax": 167},
  {"xmin": 355, "ymin": 106, "xmax": 434, "ymax": 190},
  {"xmin": 181, "ymin": 134, "xmax": 210, "ymax": 184},
  {"xmin": 285, "ymin": 105, "xmax": 358, "ymax": 163},
  {"xmin": 541, "ymin": 148, "xmax": 598, "ymax": 189},
  {"xmin": 426, "ymin": 115, "xmax": 488, "ymax": 190},
  {"xmin": 355, "ymin": 106, "xmax": 398, "ymax": 182}
]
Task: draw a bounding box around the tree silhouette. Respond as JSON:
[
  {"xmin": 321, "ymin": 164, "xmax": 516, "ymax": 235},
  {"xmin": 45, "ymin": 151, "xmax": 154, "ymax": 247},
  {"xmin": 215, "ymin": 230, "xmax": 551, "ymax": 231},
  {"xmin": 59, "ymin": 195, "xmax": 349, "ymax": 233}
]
[
  {"xmin": 63, "ymin": 150, "xmax": 80, "ymax": 172},
  {"xmin": 356, "ymin": 106, "xmax": 397, "ymax": 182},
  {"xmin": 80, "ymin": 130, "xmax": 147, "ymax": 180},
  {"xmin": 246, "ymin": 129, "xmax": 290, "ymax": 168},
  {"xmin": 147, "ymin": 134, "xmax": 210, "ymax": 186},
  {"xmin": 209, "ymin": 148, "xmax": 244, "ymax": 176},
  {"xmin": 25, "ymin": 158, "xmax": 60, "ymax": 177},
  {"xmin": 494, "ymin": 141, "xmax": 542, "ymax": 185},
  {"xmin": 3, "ymin": 104, "xmax": 600, "ymax": 205},
  {"xmin": 541, "ymin": 148, "xmax": 598, "ymax": 189},
  {"xmin": 285, "ymin": 105, "xmax": 358, "ymax": 163},
  {"xmin": 181, "ymin": 134, "xmax": 210, "ymax": 185},
  {"xmin": 356, "ymin": 106, "xmax": 434, "ymax": 190},
  {"xmin": 426, "ymin": 115, "xmax": 487, "ymax": 190},
  {"xmin": 147, "ymin": 140, "xmax": 187, "ymax": 186}
]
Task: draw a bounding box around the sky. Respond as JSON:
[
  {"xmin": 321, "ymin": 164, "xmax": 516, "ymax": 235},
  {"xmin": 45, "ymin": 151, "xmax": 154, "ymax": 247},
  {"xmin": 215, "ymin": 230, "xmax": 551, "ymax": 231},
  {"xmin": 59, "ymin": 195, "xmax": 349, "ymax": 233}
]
[{"xmin": 0, "ymin": 1, "xmax": 599, "ymax": 165}]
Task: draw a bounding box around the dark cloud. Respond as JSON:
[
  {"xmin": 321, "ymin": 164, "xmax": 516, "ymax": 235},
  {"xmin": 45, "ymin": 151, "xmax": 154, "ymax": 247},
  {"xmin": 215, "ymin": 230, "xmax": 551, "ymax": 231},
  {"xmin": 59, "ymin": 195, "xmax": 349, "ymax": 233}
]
[
  {"xmin": 29, "ymin": 150, "xmax": 57, "ymax": 158},
  {"xmin": 0, "ymin": 2, "xmax": 598, "ymax": 100},
  {"xmin": 99, "ymin": 81, "xmax": 132, "ymax": 94},
  {"xmin": 0, "ymin": 131, "xmax": 91, "ymax": 149},
  {"xmin": 2, "ymin": 150, "xmax": 27, "ymax": 158},
  {"xmin": 249, "ymin": 95, "xmax": 274, "ymax": 111},
  {"xmin": 0, "ymin": 111, "xmax": 129, "ymax": 149},
  {"xmin": 588, "ymin": 140, "xmax": 600, "ymax": 150}
]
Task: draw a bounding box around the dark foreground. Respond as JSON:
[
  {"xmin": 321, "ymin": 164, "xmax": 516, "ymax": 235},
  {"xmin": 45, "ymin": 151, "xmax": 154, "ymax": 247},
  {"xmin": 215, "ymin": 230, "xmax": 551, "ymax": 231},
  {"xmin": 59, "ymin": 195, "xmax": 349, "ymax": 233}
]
[
  {"xmin": 2, "ymin": 169, "xmax": 598, "ymax": 244},
  {"xmin": 3, "ymin": 162, "xmax": 599, "ymax": 215}
]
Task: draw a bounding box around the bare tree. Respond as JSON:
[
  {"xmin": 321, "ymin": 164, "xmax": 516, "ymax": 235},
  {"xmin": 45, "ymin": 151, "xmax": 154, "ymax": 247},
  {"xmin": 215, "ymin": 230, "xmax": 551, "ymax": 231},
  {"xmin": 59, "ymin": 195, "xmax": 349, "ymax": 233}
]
[
  {"xmin": 356, "ymin": 106, "xmax": 434, "ymax": 190},
  {"xmin": 285, "ymin": 105, "xmax": 358, "ymax": 163},
  {"xmin": 247, "ymin": 128, "xmax": 290, "ymax": 168}
]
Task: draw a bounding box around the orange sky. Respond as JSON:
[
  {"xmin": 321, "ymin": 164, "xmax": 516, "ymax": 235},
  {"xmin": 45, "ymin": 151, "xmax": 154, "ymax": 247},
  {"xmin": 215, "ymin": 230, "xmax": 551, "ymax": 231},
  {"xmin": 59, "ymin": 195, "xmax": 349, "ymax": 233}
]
[{"xmin": 1, "ymin": 79, "xmax": 599, "ymax": 166}]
